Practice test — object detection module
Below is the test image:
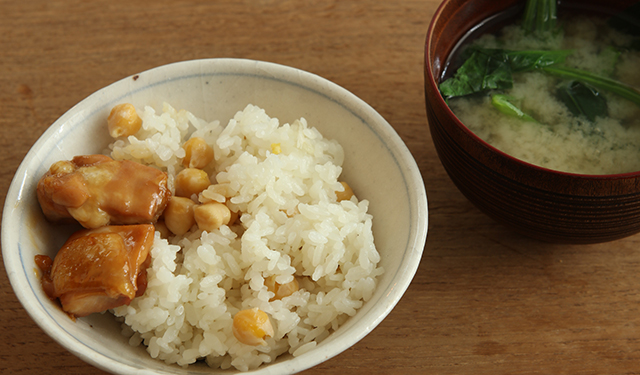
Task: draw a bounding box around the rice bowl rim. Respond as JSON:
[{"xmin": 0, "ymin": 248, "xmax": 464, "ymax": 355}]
[{"xmin": 2, "ymin": 58, "xmax": 428, "ymax": 374}]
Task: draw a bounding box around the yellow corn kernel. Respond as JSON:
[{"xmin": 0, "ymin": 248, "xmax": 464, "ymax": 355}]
[
  {"xmin": 193, "ymin": 202, "xmax": 231, "ymax": 232},
  {"xmin": 175, "ymin": 168, "xmax": 210, "ymax": 198},
  {"xmin": 265, "ymin": 275, "xmax": 299, "ymax": 300},
  {"xmin": 335, "ymin": 181, "xmax": 355, "ymax": 201},
  {"xmin": 182, "ymin": 137, "xmax": 214, "ymax": 169},
  {"xmin": 270, "ymin": 143, "xmax": 281, "ymax": 154},
  {"xmin": 107, "ymin": 103, "xmax": 142, "ymax": 138},
  {"xmin": 232, "ymin": 308, "xmax": 274, "ymax": 346}
]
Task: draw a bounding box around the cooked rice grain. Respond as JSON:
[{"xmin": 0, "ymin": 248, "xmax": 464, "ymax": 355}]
[{"xmin": 110, "ymin": 103, "xmax": 382, "ymax": 370}]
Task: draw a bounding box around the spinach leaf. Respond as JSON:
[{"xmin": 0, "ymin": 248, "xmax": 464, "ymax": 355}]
[
  {"xmin": 597, "ymin": 46, "xmax": 621, "ymax": 77},
  {"xmin": 506, "ymin": 50, "xmax": 573, "ymax": 72},
  {"xmin": 522, "ymin": 0, "xmax": 557, "ymax": 34},
  {"xmin": 556, "ymin": 81, "xmax": 608, "ymax": 122},
  {"xmin": 491, "ymin": 94, "xmax": 538, "ymax": 122},
  {"xmin": 439, "ymin": 48, "xmax": 513, "ymax": 99},
  {"xmin": 439, "ymin": 48, "xmax": 571, "ymax": 99},
  {"xmin": 543, "ymin": 65, "xmax": 640, "ymax": 107}
]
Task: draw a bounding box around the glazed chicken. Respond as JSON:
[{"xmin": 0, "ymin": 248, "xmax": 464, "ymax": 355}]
[
  {"xmin": 37, "ymin": 154, "xmax": 170, "ymax": 228},
  {"xmin": 36, "ymin": 224, "xmax": 155, "ymax": 317}
]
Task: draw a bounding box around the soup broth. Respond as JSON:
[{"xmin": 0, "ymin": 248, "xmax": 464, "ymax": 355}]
[{"xmin": 445, "ymin": 10, "xmax": 640, "ymax": 175}]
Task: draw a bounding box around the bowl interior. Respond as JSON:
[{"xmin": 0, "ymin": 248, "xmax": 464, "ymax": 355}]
[{"xmin": 2, "ymin": 58, "xmax": 428, "ymax": 374}]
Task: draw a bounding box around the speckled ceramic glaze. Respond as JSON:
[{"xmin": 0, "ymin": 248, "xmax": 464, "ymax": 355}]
[{"xmin": 2, "ymin": 58, "xmax": 428, "ymax": 374}]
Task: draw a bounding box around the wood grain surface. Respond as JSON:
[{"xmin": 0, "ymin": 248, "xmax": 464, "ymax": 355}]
[{"xmin": 2, "ymin": 0, "xmax": 640, "ymax": 374}]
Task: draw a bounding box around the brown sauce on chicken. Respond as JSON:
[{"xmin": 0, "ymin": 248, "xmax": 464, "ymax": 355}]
[
  {"xmin": 36, "ymin": 224, "xmax": 155, "ymax": 318},
  {"xmin": 35, "ymin": 152, "xmax": 170, "ymax": 318},
  {"xmin": 36, "ymin": 154, "xmax": 170, "ymax": 228}
]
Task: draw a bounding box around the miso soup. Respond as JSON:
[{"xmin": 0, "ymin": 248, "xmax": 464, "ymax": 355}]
[{"xmin": 441, "ymin": 3, "xmax": 640, "ymax": 175}]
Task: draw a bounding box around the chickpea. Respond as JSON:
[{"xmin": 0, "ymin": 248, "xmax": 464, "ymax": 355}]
[
  {"xmin": 335, "ymin": 181, "xmax": 355, "ymax": 201},
  {"xmin": 153, "ymin": 220, "xmax": 172, "ymax": 239},
  {"xmin": 175, "ymin": 168, "xmax": 210, "ymax": 198},
  {"xmin": 163, "ymin": 196, "xmax": 196, "ymax": 235},
  {"xmin": 193, "ymin": 202, "xmax": 231, "ymax": 232},
  {"xmin": 107, "ymin": 103, "xmax": 142, "ymax": 138},
  {"xmin": 182, "ymin": 137, "xmax": 214, "ymax": 169},
  {"xmin": 232, "ymin": 308, "xmax": 274, "ymax": 346},
  {"xmin": 265, "ymin": 275, "xmax": 299, "ymax": 301}
]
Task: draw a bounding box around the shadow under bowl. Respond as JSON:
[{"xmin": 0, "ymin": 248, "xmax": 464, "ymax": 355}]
[{"xmin": 424, "ymin": 0, "xmax": 640, "ymax": 244}]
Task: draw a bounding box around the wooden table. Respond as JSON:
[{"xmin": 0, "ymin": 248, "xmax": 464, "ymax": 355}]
[{"xmin": 2, "ymin": 0, "xmax": 640, "ymax": 374}]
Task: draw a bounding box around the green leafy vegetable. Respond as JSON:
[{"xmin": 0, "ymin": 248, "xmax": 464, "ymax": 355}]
[
  {"xmin": 522, "ymin": 0, "xmax": 557, "ymax": 34},
  {"xmin": 439, "ymin": 48, "xmax": 572, "ymax": 99},
  {"xmin": 598, "ymin": 47, "xmax": 622, "ymax": 77},
  {"xmin": 542, "ymin": 65, "xmax": 640, "ymax": 107},
  {"xmin": 440, "ymin": 0, "xmax": 640, "ymax": 123},
  {"xmin": 506, "ymin": 49, "xmax": 573, "ymax": 72},
  {"xmin": 439, "ymin": 49, "xmax": 512, "ymax": 99},
  {"xmin": 556, "ymin": 81, "xmax": 608, "ymax": 122},
  {"xmin": 491, "ymin": 94, "xmax": 538, "ymax": 122}
]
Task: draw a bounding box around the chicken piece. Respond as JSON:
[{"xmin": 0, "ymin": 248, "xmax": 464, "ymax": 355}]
[
  {"xmin": 37, "ymin": 155, "xmax": 170, "ymax": 228},
  {"xmin": 36, "ymin": 224, "xmax": 154, "ymax": 317}
]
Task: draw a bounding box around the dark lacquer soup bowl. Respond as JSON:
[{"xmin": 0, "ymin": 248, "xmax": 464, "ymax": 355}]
[{"xmin": 425, "ymin": 0, "xmax": 640, "ymax": 243}]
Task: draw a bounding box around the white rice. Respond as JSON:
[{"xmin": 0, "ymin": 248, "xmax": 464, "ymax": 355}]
[{"xmin": 109, "ymin": 103, "xmax": 382, "ymax": 371}]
